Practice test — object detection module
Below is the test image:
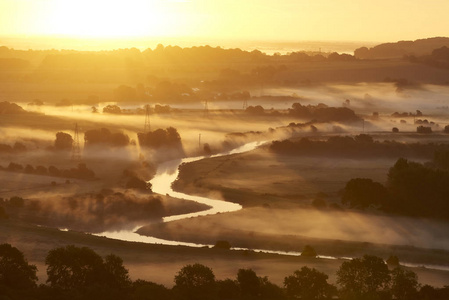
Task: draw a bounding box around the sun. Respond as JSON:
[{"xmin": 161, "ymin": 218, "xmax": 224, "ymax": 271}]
[{"xmin": 42, "ymin": 0, "xmax": 181, "ymax": 38}]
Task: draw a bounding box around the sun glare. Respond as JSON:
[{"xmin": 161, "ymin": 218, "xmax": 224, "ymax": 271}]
[{"xmin": 43, "ymin": 0, "xmax": 182, "ymax": 38}]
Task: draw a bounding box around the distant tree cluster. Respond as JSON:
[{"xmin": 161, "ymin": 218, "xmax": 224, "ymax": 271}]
[
  {"xmin": 341, "ymin": 155, "xmax": 449, "ymax": 220},
  {"xmin": 270, "ymin": 134, "xmax": 449, "ymax": 159},
  {"xmin": 354, "ymin": 37, "xmax": 449, "ymax": 59},
  {"xmin": 0, "ymin": 162, "xmax": 95, "ymax": 180},
  {"xmin": 54, "ymin": 132, "xmax": 73, "ymax": 150},
  {"xmin": 408, "ymin": 45, "xmax": 449, "ymax": 69},
  {"xmin": 122, "ymin": 169, "xmax": 152, "ymax": 191},
  {"xmin": 391, "ymin": 110, "xmax": 423, "ymax": 118},
  {"xmin": 2, "ymin": 243, "xmax": 447, "ymax": 300},
  {"xmin": 0, "ymin": 191, "xmax": 164, "ymax": 232},
  {"xmin": 0, "ymin": 142, "xmax": 27, "ymax": 153},
  {"xmin": 288, "ymin": 102, "xmax": 360, "ymax": 122},
  {"xmin": 416, "ymin": 126, "xmax": 433, "ymax": 134},
  {"xmin": 84, "ymin": 128, "xmax": 130, "ymax": 147},
  {"xmin": 137, "ymin": 127, "xmax": 182, "ymax": 149},
  {"xmin": 245, "ymin": 105, "xmax": 265, "ymax": 115},
  {"xmin": 0, "ymin": 101, "xmax": 26, "ymax": 114}
]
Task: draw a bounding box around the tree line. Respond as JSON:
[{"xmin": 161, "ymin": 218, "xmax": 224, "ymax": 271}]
[
  {"xmin": 1, "ymin": 243, "xmax": 448, "ymax": 300},
  {"xmin": 270, "ymin": 134, "xmax": 449, "ymax": 159},
  {"xmin": 0, "ymin": 162, "xmax": 95, "ymax": 180},
  {"xmin": 341, "ymin": 153, "xmax": 449, "ymax": 220}
]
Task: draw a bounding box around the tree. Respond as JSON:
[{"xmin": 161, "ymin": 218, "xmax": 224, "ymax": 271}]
[
  {"xmin": 237, "ymin": 268, "xmax": 260, "ymax": 299},
  {"xmin": 386, "ymin": 255, "xmax": 399, "ymax": 267},
  {"xmin": 103, "ymin": 254, "xmax": 131, "ymax": 291},
  {"xmin": 259, "ymin": 276, "xmax": 286, "ymax": 300},
  {"xmin": 336, "ymin": 255, "xmax": 390, "ymax": 299},
  {"xmin": 417, "ymin": 126, "xmax": 432, "ymax": 133},
  {"xmin": 173, "ymin": 263, "xmax": 217, "ymax": 300},
  {"xmin": 341, "ymin": 178, "xmax": 389, "ymax": 209},
  {"xmin": 301, "ymin": 245, "xmax": 317, "ymax": 257},
  {"xmin": 284, "ymin": 266, "xmax": 336, "ymax": 300},
  {"xmin": 213, "ymin": 240, "xmax": 231, "ymax": 250},
  {"xmin": 444, "ymin": 125, "xmax": 449, "ymax": 134},
  {"xmin": 132, "ymin": 280, "xmax": 172, "ymax": 300},
  {"xmin": 217, "ymin": 279, "xmax": 239, "ymax": 300},
  {"xmin": 390, "ymin": 267, "xmax": 419, "ymax": 300},
  {"xmin": 45, "ymin": 245, "xmax": 105, "ymax": 290},
  {"xmin": 103, "ymin": 104, "xmax": 122, "ymax": 114},
  {"xmin": 0, "ymin": 243, "xmax": 37, "ymax": 289},
  {"xmin": 54, "ymin": 132, "xmax": 73, "ymax": 150}
]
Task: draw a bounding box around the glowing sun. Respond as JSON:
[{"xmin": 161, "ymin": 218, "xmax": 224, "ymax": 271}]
[{"xmin": 43, "ymin": 0, "xmax": 183, "ymax": 38}]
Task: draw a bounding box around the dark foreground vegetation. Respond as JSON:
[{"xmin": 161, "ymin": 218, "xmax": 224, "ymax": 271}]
[{"xmin": 1, "ymin": 243, "xmax": 448, "ymax": 300}]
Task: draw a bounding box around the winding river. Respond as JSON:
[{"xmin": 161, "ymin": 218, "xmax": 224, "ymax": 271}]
[
  {"xmin": 93, "ymin": 141, "xmax": 262, "ymax": 247},
  {"xmin": 93, "ymin": 141, "xmax": 449, "ymax": 272}
]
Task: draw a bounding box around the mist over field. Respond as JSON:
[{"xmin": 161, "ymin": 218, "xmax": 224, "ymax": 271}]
[{"xmin": 2, "ymin": 35, "xmax": 449, "ymax": 299}]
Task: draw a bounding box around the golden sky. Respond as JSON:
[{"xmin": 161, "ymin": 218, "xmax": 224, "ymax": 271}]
[{"xmin": 1, "ymin": 0, "xmax": 448, "ymax": 43}]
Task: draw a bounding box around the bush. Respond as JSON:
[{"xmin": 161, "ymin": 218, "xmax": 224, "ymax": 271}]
[
  {"xmin": 301, "ymin": 245, "xmax": 317, "ymax": 257},
  {"xmin": 417, "ymin": 126, "xmax": 432, "ymax": 133},
  {"xmin": 213, "ymin": 240, "xmax": 231, "ymax": 250}
]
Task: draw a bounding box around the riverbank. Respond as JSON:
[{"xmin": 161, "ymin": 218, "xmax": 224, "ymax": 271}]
[
  {"xmin": 2, "ymin": 218, "xmax": 449, "ymax": 288},
  {"xmin": 137, "ymin": 145, "xmax": 449, "ymax": 279}
]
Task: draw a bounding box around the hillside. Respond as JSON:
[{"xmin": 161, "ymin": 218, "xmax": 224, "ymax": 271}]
[{"xmin": 355, "ymin": 37, "xmax": 449, "ymax": 59}]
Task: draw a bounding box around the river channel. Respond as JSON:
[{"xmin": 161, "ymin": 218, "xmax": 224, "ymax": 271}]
[{"xmin": 93, "ymin": 141, "xmax": 449, "ymax": 272}]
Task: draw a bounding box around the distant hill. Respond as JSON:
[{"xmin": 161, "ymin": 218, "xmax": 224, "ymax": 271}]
[{"xmin": 354, "ymin": 37, "xmax": 449, "ymax": 59}]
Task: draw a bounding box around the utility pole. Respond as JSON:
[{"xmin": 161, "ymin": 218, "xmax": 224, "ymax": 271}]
[
  {"xmin": 71, "ymin": 123, "xmax": 81, "ymax": 162},
  {"xmin": 144, "ymin": 104, "xmax": 151, "ymax": 133}
]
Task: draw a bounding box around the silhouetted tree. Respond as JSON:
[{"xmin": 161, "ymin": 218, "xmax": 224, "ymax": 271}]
[
  {"xmin": 341, "ymin": 178, "xmax": 389, "ymax": 209},
  {"xmin": 237, "ymin": 268, "xmax": 261, "ymax": 299},
  {"xmin": 245, "ymin": 105, "xmax": 265, "ymax": 115},
  {"xmin": 103, "ymin": 104, "xmax": 122, "ymax": 114},
  {"xmin": 103, "ymin": 254, "xmax": 132, "ymax": 292},
  {"xmin": 138, "ymin": 127, "xmax": 182, "ymax": 149},
  {"xmin": 213, "ymin": 240, "xmax": 231, "ymax": 250},
  {"xmin": 259, "ymin": 276, "xmax": 286, "ymax": 300},
  {"xmin": 132, "ymin": 279, "xmax": 172, "ymax": 300},
  {"xmin": 173, "ymin": 263, "xmax": 217, "ymax": 300},
  {"xmin": 417, "ymin": 126, "xmax": 432, "ymax": 133},
  {"xmin": 126, "ymin": 176, "xmax": 150, "ymax": 191},
  {"xmin": 0, "ymin": 243, "xmax": 37, "ymax": 289},
  {"xmin": 54, "ymin": 132, "xmax": 73, "ymax": 150},
  {"xmin": 301, "ymin": 245, "xmax": 317, "ymax": 257},
  {"xmin": 45, "ymin": 245, "xmax": 105, "ymax": 290},
  {"xmin": 336, "ymin": 255, "xmax": 390, "ymax": 300},
  {"xmin": 386, "ymin": 158, "xmax": 449, "ymax": 219},
  {"xmin": 390, "ymin": 267, "xmax": 419, "ymax": 300},
  {"xmin": 444, "ymin": 125, "xmax": 449, "ymax": 134},
  {"xmin": 284, "ymin": 266, "xmax": 336, "ymax": 300},
  {"xmin": 217, "ymin": 279, "xmax": 239, "ymax": 300},
  {"xmin": 85, "ymin": 128, "xmax": 129, "ymax": 147},
  {"xmin": 386, "ymin": 255, "xmax": 400, "ymax": 267}
]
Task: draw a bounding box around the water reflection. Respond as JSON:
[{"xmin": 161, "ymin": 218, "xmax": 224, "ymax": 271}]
[{"xmin": 93, "ymin": 141, "xmax": 264, "ymax": 242}]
